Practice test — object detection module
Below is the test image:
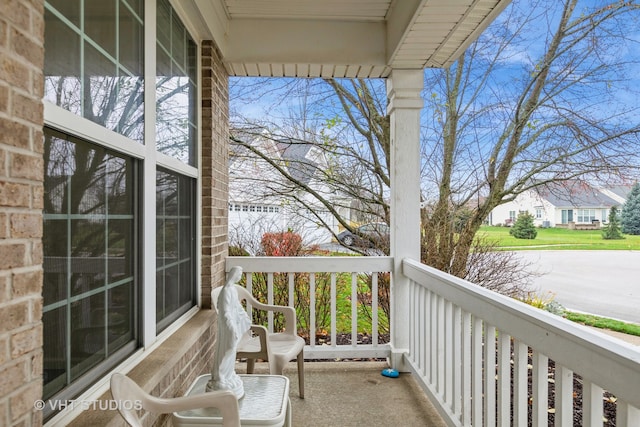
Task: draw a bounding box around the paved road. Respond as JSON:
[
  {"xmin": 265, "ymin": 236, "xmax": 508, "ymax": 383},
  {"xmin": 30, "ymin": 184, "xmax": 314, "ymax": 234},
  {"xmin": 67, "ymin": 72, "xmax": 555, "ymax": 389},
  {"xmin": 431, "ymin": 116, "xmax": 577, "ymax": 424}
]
[{"xmin": 515, "ymin": 250, "xmax": 640, "ymax": 324}]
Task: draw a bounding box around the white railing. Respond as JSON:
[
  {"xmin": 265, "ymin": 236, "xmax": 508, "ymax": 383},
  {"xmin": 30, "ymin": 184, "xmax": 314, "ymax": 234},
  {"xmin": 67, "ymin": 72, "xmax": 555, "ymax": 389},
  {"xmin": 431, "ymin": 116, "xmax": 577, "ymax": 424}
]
[
  {"xmin": 402, "ymin": 258, "xmax": 640, "ymax": 427},
  {"xmin": 226, "ymin": 256, "xmax": 393, "ymax": 360}
]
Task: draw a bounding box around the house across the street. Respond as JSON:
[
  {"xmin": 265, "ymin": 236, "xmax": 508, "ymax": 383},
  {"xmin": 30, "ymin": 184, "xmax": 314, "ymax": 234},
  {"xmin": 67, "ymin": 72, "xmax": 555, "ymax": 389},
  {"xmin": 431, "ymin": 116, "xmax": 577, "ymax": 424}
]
[{"xmin": 488, "ymin": 181, "xmax": 635, "ymax": 228}]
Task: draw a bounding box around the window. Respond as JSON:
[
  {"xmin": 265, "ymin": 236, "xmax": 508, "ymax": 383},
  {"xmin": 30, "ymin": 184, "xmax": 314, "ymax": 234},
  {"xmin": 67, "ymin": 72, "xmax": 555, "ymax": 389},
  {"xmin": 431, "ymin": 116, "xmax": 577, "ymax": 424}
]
[
  {"xmin": 42, "ymin": 0, "xmax": 201, "ymax": 417},
  {"xmin": 535, "ymin": 207, "xmax": 543, "ymax": 219},
  {"xmin": 44, "ymin": 0, "xmax": 145, "ymax": 143},
  {"xmin": 156, "ymin": 0, "xmax": 198, "ymax": 165},
  {"xmin": 156, "ymin": 169, "xmax": 196, "ymax": 332},
  {"xmin": 577, "ymin": 209, "xmax": 596, "ymax": 223},
  {"xmin": 42, "ymin": 128, "xmax": 138, "ymax": 414}
]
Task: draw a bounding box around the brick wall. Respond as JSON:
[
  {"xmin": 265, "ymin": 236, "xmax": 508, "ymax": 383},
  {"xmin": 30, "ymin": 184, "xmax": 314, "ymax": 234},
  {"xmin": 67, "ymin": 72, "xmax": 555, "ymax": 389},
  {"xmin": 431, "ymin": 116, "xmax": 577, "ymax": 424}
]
[
  {"xmin": 0, "ymin": 0, "xmax": 45, "ymax": 426},
  {"xmin": 201, "ymin": 40, "xmax": 230, "ymax": 308}
]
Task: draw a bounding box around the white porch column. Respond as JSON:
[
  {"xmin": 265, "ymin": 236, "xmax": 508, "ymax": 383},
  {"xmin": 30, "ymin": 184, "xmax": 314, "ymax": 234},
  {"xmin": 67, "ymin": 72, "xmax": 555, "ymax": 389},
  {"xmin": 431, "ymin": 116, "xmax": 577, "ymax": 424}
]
[{"xmin": 387, "ymin": 69, "xmax": 424, "ymax": 371}]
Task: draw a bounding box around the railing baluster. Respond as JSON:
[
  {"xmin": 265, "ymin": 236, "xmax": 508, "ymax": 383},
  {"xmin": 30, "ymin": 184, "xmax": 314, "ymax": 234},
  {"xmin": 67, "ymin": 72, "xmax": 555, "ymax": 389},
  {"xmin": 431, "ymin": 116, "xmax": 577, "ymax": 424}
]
[
  {"xmin": 421, "ymin": 286, "xmax": 428, "ymax": 378},
  {"xmin": 330, "ymin": 272, "xmax": 336, "ymax": 350},
  {"xmin": 617, "ymin": 400, "xmax": 640, "ymax": 427},
  {"xmin": 471, "ymin": 316, "xmax": 483, "ymax": 426},
  {"xmin": 452, "ymin": 305, "xmax": 462, "ymax": 419},
  {"xmin": 372, "ymin": 273, "xmax": 379, "ymax": 346},
  {"xmin": 267, "ymin": 272, "xmax": 274, "ymax": 333},
  {"xmin": 288, "ymin": 272, "xmax": 294, "ymax": 307},
  {"xmin": 351, "ymin": 272, "xmax": 357, "ymax": 348},
  {"xmin": 461, "ymin": 310, "xmax": 471, "ymax": 426},
  {"xmin": 430, "ymin": 290, "xmax": 437, "ymax": 385},
  {"xmin": 484, "ymin": 324, "xmax": 496, "ymax": 427},
  {"xmin": 513, "ymin": 340, "xmax": 528, "ymax": 427},
  {"xmin": 245, "ymin": 272, "xmax": 253, "ymax": 317},
  {"xmin": 437, "ymin": 295, "xmax": 445, "ymax": 396},
  {"xmin": 310, "ymin": 273, "xmax": 316, "ymax": 347},
  {"xmin": 531, "ymin": 351, "xmax": 548, "ymax": 426},
  {"xmin": 583, "ymin": 380, "xmax": 603, "ymax": 427},
  {"xmin": 555, "ymin": 365, "xmax": 573, "ymax": 426},
  {"xmin": 497, "ymin": 332, "xmax": 510, "ymax": 427},
  {"xmin": 444, "ymin": 300, "xmax": 453, "ymax": 406}
]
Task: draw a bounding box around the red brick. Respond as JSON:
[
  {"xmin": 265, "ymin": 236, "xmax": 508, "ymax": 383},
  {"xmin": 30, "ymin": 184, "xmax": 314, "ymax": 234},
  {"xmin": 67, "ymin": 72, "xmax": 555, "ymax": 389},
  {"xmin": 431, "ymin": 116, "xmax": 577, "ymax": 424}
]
[
  {"xmin": 10, "ymin": 323, "xmax": 42, "ymax": 358},
  {"xmin": 0, "ymin": 181, "xmax": 31, "ymax": 207},
  {"xmin": 30, "ymin": 295, "xmax": 41, "ymax": 323},
  {"xmin": 0, "ymin": 360, "xmax": 27, "ymax": 397},
  {"xmin": 0, "ymin": 213, "xmax": 6, "ymax": 239},
  {"xmin": 31, "ymin": 183, "xmax": 43, "ymax": 209},
  {"xmin": 0, "ymin": 275, "xmax": 8, "ymax": 303},
  {"xmin": 0, "ymin": 56, "xmax": 30, "ymax": 93},
  {"xmin": 0, "ymin": 84, "xmax": 8, "ymax": 112},
  {"xmin": 9, "ymin": 380, "xmax": 41, "ymax": 422},
  {"xmin": 0, "ymin": 243, "xmax": 26, "ymax": 269},
  {"xmin": 30, "ymin": 349, "xmax": 42, "ymax": 378},
  {"xmin": 9, "ymin": 152, "xmax": 42, "ymax": 181},
  {"xmin": 10, "ymin": 212, "xmax": 42, "ymax": 238},
  {"xmin": 11, "ymin": 269, "xmax": 41, "ymax": 297},
  {"xmin": 0, "ymin": 117, "xmax": 30, "ymax": 149},
  {"xmin": 9, "ymin": 27, "xmax": 43, "ymax": 68},
  {"xmin": 2, "ymin": 0, "xmax": 30, "ymax": 30},
  {"xmin": 0, "ymin": 300, "xmax": 29, "ymax": 333},
  {"xmin": 0, "ymin": 335, "xmax": 8, "ymax": 366},
  {"xmin": 12, "ymin": 92, "xmax": 42, "ymax": 125},
  {"xmin": 0, "ymin": 19, "xmax": 6, "ymax": 49}
]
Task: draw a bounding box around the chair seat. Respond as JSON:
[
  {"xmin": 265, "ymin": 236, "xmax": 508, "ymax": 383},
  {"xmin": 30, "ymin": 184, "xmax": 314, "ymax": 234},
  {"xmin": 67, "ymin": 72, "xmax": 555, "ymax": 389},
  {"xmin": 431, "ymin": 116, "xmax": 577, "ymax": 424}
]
[{"xmin": 239, "ymin": 333, "xmax": 305, "ymax": 361}]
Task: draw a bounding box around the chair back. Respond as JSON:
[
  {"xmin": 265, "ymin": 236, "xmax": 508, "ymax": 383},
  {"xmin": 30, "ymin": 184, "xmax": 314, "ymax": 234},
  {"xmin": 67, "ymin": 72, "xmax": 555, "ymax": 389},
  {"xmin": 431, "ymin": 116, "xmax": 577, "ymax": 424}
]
[{"xmin": 110, "ymin": 373, "xmax": 147, "ymax": 427}]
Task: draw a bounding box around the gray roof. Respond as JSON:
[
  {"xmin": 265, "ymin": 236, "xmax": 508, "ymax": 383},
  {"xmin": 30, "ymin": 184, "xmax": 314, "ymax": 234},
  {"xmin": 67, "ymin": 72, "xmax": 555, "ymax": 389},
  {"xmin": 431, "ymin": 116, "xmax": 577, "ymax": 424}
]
[
  {"xmin": 534, "ymin": 181, "xmax": 621, "ymax": 208},
  {"xmin": 605, "ymin": 184, "xmax": 635, "ymax": 200},
  {"xmin": 276, "ymin": 139, "xmax": 320, "ymax": 186}
]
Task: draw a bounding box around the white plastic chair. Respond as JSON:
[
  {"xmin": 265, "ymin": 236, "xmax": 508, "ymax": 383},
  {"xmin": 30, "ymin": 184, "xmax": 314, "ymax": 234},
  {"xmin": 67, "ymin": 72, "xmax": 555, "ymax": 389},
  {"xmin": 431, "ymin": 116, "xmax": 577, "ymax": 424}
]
[
  {"xmin": 212, "ymin": 284, "xmax": 306, "ymax": 398},
  {"xmin": 110, "ymin": 373, "xmax": 240, "ymax": 427}
]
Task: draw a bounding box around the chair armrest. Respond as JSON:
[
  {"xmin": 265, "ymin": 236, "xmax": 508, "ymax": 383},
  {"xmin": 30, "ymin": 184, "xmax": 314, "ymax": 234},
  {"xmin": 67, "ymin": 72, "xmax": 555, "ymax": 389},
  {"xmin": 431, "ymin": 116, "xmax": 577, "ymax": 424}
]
[
  {"xmin": 235, "ymin": 286, "xmax": 298, "ymax": 334},
  {"xmin": 151, "ymin": 391, "xmax": 240, "ymax": 427},
  {"xmin": 249, "ymin": 325, "xmax": 270, "ymax": 354}
]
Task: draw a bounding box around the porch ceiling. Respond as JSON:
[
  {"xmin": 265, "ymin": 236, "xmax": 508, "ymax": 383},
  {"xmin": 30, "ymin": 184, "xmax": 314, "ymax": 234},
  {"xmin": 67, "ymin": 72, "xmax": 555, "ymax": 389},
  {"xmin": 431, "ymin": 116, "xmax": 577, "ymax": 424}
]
[{"xmin": 183, "ymin": 0, "xmax": 511, "ymax": 78}]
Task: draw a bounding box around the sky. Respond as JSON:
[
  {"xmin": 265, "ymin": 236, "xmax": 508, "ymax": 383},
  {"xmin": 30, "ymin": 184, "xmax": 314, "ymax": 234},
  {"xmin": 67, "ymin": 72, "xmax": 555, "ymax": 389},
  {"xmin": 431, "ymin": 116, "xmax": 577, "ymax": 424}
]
[{"xmin": 228, "ymin": 0, "xmax": 640, "ymax": 191}]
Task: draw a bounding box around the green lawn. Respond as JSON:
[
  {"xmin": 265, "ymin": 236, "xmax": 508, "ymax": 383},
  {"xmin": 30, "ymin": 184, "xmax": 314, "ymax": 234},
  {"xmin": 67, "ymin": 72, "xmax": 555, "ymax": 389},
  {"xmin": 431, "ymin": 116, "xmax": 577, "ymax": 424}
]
[{"xmin": 477, "ymin": 226, "xmax": 640, "ymax": 250}]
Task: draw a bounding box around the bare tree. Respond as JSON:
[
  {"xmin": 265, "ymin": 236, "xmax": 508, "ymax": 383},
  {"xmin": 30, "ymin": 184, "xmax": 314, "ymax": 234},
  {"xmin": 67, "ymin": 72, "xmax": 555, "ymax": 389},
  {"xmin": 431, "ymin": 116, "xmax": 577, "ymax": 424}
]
[{"xmin": 230, "ymin": 0, "xmax": 640, "ymax": 282}]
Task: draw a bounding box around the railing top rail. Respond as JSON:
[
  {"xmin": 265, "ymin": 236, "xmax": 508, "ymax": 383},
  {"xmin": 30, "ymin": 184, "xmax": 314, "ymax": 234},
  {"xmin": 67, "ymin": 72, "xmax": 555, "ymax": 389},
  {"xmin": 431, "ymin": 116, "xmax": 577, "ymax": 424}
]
[
  {"xmin": 402, "ymin": 257, "xmax": 640, "ymax": 408},
  {"xmin": 226, "ymin": 256, "xmax": 394, "ymax": 273}
]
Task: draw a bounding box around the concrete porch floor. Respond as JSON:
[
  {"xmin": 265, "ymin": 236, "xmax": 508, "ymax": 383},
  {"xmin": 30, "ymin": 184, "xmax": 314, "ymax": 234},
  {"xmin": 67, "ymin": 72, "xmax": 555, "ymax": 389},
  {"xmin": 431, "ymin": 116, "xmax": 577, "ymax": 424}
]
[{"xmin": 236, "ymin": 361, "xmax": 447, "ymax": 427}]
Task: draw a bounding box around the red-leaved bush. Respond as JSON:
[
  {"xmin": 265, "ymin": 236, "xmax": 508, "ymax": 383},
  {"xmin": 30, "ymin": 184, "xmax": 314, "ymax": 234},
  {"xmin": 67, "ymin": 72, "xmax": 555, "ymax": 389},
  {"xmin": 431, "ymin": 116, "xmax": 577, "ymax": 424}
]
[{"xmin": 261, "ymin": 231, "xmax": 303, "ymax": 256}]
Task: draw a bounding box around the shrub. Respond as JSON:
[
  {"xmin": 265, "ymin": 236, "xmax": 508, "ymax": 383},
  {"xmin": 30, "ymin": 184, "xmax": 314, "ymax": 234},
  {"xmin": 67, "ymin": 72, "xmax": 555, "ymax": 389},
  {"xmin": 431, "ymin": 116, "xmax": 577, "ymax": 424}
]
[
  {"xmin": 602, "ymin": 206, "xmax": 624, "ymax": 240},
  {"xmin": 509, "ymin": 212, "xmax": 537, "ymax": 239}
]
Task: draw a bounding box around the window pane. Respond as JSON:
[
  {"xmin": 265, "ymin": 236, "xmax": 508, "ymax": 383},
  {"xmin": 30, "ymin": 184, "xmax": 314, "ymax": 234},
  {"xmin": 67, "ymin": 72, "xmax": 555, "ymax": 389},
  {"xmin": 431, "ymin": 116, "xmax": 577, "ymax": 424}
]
[
  {"xmin": 85, "ymin": 0, "xmax": 117, "ymax": 58},
  {"xmin": 70, "ymin": 293, "xmax": 106, "ymax": 380},
  {"xmin": 156, "ymin": 168, "xmax": 196, "ymax": 332},
  {"xmin": 44, "ymin": 0, "xmax": 144, "ymax": 143},
  {"xmin": 43, "ymin": 128, "xmax": 138, "ymax": 405},
  {"xmin": 43, "ymin": 307, "xmax": 67, "ymax": 398},
  {"xmin": 47, "ymin": 0, "xmax": 81, "ymax": 26},
  {"xmin": 156, "ymin": 0, "xmax": 197, "ymax": 165},
  {"xmin": 44, "ymin": 8, "xmax": 82, "ymax": 115},
  {"xmin": 123, "ymin": 0, "xmax": 144, "ymax": 19},
  {"xmin": 108, "ymin": 283, "xmax": 134, "ymax": 353},
  {"xmin": 119, "ymin": 3, "xmax": 144, "ymax": 76}
]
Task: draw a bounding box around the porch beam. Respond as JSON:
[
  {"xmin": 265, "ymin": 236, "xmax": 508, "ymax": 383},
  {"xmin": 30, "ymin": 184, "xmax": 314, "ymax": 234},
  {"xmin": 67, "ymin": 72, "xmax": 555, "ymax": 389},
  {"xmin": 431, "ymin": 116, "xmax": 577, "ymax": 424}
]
[{"xmin": 387, "ymin": 69, "xmax": 424, "ymax": 371}]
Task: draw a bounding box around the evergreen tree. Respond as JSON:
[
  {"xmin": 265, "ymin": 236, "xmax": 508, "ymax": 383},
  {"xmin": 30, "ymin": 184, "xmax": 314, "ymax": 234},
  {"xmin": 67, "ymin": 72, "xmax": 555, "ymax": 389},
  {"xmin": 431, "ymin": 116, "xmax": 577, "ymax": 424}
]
[
  {"xmin": 621, "ymin": 183, "xmax": 640, "ymax": 235},
  {"xmin": 509, "ymin": 212, "xmax": 537, "ymax": 239},
  {"xmin": 602, "ymin": 206, "xmax": 624, "ymax": 240}
]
